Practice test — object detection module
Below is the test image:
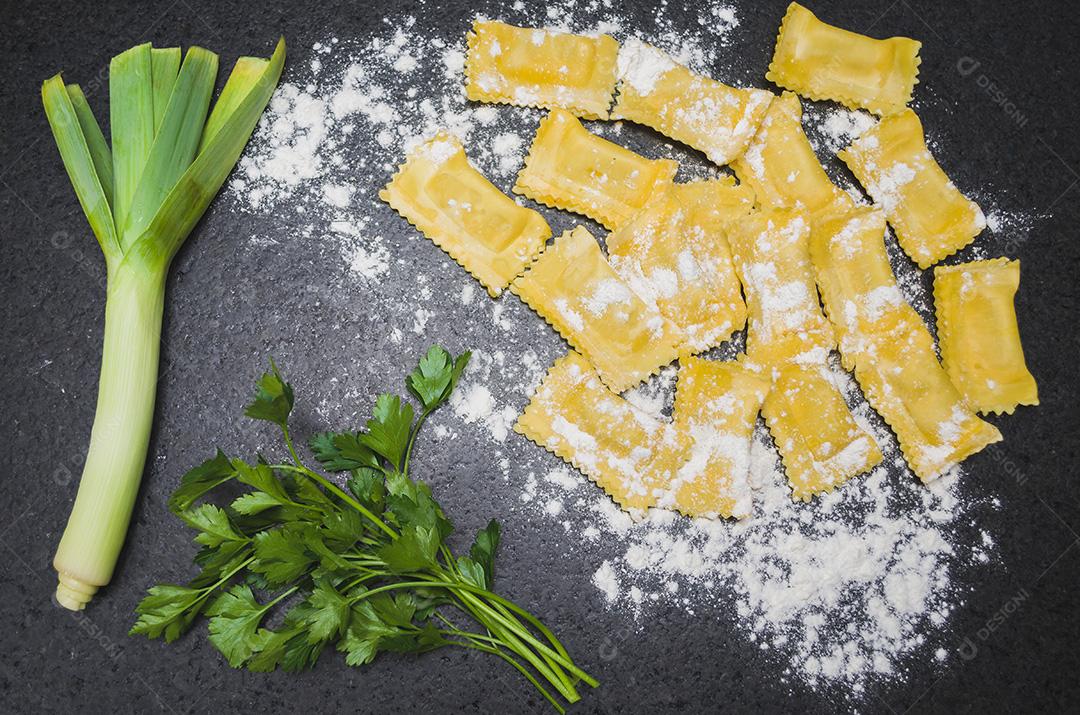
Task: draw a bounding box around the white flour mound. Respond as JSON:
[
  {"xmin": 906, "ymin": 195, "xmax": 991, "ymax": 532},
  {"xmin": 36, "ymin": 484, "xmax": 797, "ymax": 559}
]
[{"xmin": 224, "ymin": 0, "xmax": 1041, "ymax": 700}]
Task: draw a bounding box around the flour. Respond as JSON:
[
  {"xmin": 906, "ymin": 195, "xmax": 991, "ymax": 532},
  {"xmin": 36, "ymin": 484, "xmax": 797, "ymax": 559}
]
[{"xmin": 222, "ymin": 0, "xmax": 1037, "ymax": 701}]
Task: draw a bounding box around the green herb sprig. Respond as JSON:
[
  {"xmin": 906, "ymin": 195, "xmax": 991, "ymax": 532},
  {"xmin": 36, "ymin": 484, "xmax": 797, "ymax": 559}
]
[{"xmin": 130, "ymin": 346, "xmax": 597, "ymax": 711}]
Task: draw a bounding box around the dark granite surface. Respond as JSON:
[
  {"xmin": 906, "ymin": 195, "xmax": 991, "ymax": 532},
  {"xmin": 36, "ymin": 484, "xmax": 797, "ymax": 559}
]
[{"xmin": 1, "ymin": 0, "xmax": 1078, "ymax": 712}]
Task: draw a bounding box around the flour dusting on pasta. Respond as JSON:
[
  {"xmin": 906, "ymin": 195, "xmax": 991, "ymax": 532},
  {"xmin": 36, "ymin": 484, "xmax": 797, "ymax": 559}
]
[{"xmin": 222, "ymin": 0, "xmax": 1044, "ymax": 702}]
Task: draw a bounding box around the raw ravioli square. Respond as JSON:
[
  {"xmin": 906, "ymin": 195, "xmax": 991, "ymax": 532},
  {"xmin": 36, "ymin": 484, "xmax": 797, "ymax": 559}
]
[
  {"xmin": 511, "ymin": 226, "xmax": 683, "ymax": 393},
  {"xmin": 380, "ymin": 133, "xmax": 551, "ymax": 296}
]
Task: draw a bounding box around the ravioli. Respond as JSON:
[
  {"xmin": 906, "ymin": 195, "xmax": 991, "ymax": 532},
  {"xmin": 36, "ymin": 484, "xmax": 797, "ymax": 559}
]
[
  {"xmin": 465, "ymin": 21, "xmax": 619, "ymax": 119},
  {"xmin": 666, "ymin": 357, "xmax": 769, "ymax": 519},
  {"xmin": 766, "ymin": 2, "xmax": 921, "ymax": 116},
  {"xmin": 511, "ymin": 226, "xmax": 683, "ymax": 393},
  {"xmin": 762, "ymin": 365, "xmax": 882, "ymax": 500},
  {"xmin": 723, "ymin": 209, "xmax": 835, "ymax": 370},
  {"xmin": 380, "ymin": 133, "xmax": 551, "ymax": 296},
  {"xmin": 613, "ymin": 38, "xmax": 773, "ymax": 165},
  {"xmin": 731, "ymin": 91, "xmax": 854, "ymax": 220},
  {"xmin": 515, "ymin": 351, "xmax": 687, "ymax": 511},
  {"xmin": 606, "ymin": 186, "xmax": 746, "ymax": 353},
  {"xmin": 839, "ymin": 109, "xmax": 986, "ymax": 269},
  {"xmin": 810, "ymin": 209, "xmax": 1002, "ymax": 480},
  {"xmin": 514, "ymin": 109, "xmax": 678, "ymax": 230},
  {"xmin": 934, "ymin": 258, "xmax": 1038, "ymax": 414}
]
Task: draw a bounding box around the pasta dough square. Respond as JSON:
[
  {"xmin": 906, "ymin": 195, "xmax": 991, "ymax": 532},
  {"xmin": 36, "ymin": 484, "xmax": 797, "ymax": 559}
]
[
  {"xmin": 672, "ymin": 176, "xmax": 756, "ymax": 227},
  {"xmin": 762, "ymin": 364, "xmax": 882, "ymax": 500},
  {"xmin": 731, "ymin": 91, "xmax": 854, "ymax": 220},
  {"xmin": 839, "ymin": 109, "xmax": 986, "ymax": 269},
  {"xmin": 808, "ymin": 208, "xmax": 909, "ymax": 368},
  {"xmin": 766, "ymin": 2, "xmax": 921, "ymax": 116},
  {"xmin": 613, "ymin": 39, "xmax": 774, "ymax": 166},
  {"xmin": 934, "ymin": 258, "xmax": 1038, "ymax": 414},
  {"xmin": 465, "ymin": 21, "xmax": 619, "ymax": 119},
  {"xmin": 606, "ymin": 186, "xmax": 746, "ymax": 354},
  {"xmin": 511, "ymin": 226, "xmax": 684, "ymax": 392},
  {"xmin": 810, "ymin": 209, "xmax": 1002, "ymax": 481},
  {"xmin": 514, "ymin": 351, "xmax": 688, "ymax": 511},
  {"xmin": 666, "ymin": 357, "xmax": 769, "ymax": 519},
  {"xmin": 513, "ymin": 109, "xmax": 678, "ymax": 230},
  {"xmin": 724, "ymin": 209, "xmax": 835, "ymax": 370},
  {"xmin": 380, "ymin": 133, "xmax": 551, "ymax": 297}
]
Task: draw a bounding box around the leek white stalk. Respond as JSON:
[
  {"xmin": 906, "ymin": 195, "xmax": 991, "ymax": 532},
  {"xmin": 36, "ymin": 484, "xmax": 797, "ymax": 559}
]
[
  {"xmin": 55, "ymin": 259, "xmax": 165, "ymax": 609},
  {"xmin": 44, "ymin": 38, "xmax": 286, "ymax": 610}
]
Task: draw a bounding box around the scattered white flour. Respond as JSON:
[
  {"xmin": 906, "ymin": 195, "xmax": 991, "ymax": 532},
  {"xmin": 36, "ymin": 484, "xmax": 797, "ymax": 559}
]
[
  {"xmin": 220, "ymin": 0, "xmax": 1044, "ymax": 701},
  {"xmin": 804, "ymin": 104, "xmax": 877, "ymax": 154}
]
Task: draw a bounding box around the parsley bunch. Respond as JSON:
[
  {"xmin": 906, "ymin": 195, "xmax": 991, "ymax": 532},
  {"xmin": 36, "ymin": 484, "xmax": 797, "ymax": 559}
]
[{"xmin": 130, "ymin": 346, "xmax": 597, "ymax": 711}]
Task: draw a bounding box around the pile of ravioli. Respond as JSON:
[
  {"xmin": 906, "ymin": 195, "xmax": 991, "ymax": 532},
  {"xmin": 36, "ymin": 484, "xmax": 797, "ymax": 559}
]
[{"xmin": 380, "ymin": 3, "xmax": 1039, "ymax": 520}]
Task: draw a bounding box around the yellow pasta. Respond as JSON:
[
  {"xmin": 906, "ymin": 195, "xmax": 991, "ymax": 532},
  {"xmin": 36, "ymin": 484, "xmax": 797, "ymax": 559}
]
[
  {"xmin": 511, "ymin": 226, "xmax": 683, "ymax": 392},
  {"xmin": 380, "ymin": 133, "xmax": 551, "ymax": 297},
  {"xmin": 808, "ymin": 208, "xmax": 907, "ymax": 367},
  {"xmin": 606, "ymin": 187, "xmax": 746, "ymax": 353},
  {"xmin": 514, "ymin": 351, "xmax": 687, "ymax": 511},
  {"xmin": 766, "ymin": 2, "xmax": 921, "ymax": 116},
  {"xmin": 934, "ymin": 258, "xmax": 1038, "ymax": 414},
  {"xmin": 762, "ymin": 365, "xmax": 882, "ymax": 500},
  {"xmin": 465, "ymin": 21, "xmax": 619, "ymax": 119},
  {"xmin": 731, "ymin": 91, "xmax": 854, "ymax": 220},
  {"xmin": 839, "ymin": 109, "xmax": 986, "ymax": 269},
  {"xmin": 810, "ymin": 209, "xmax": 1002, "ymax": 480},
  {"xmin": 513, "ymin": 109, "xmax": 678, "ymax": 230},
  {"xmin": 667, "ymin": 357, "xmax": 769, "ymax": 519},
  {"xmin": 672, "ymin": 176, "xmax": 756, "ymax": 227},
  {"xmin": 724, "ymin": 209, "xmax": 835, "ymax": 370},
  {"xmin": 613, "ymin": 38, "xmax": 773, "ymax": 166}
]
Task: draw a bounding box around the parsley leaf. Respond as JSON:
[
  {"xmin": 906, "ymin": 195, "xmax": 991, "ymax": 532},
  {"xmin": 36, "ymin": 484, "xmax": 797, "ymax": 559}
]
[
  {"xmin": 360, "ymin": 394, "xmax": 414, "ymax": 469},
  {"xmin": 168, "ymin": 450, "xmax": 235, "ymax": 514},
  {"xmin": 251, "ymin": 526, "xmax": 314, "ymax": 585},
  {"xmin": 309, "ymin": 431, "xmax": 379, "ymax": 472},
  {"xmin": 231, "ymin": 491, "xmax": 283, "ymax": 516},
  {"xmin": 376, "ymin": 525, "xmax": 439, "ymax": 572},
  {"xmin": 178, "ymin": 504, "xmax": 248, "ymax": 548},
  {"xmin": 469, "ymin": 519, "xmax": 501, "ymax": 588},
  {"xmin": 455, "ymin": 556, "xmax": 487, "ymax": 589},
  {"xmin": 293, "ymin": 577, "xmax": 351, "ymax": 642},
  {"xmin": 243, "ymin": 359, "xmax": 294, "ymax": 427},
  {"xmin": 407, "ymin": 346, "xmax": 471, "ymax": 411},
  {"xmin": 346, "ymin": 467, "xmax": 386, "ymax": 512},
  {"xmin": 282, "ymin": 630, "xmax": 325, "ymax": 672},
  {"xmin": 205, "ymin": 584, "xmax": 272, "ymax": 667},
  {"xmin": 130, "ymin": 585, "xmax": 207, "ymax": 642},
  {"xmin": 234, "ymin": 461, "xmax": 292, "ymax": 505},
  {"xmin": 384, "ymin": 471, "xmax": 453, "ymax": 540}
]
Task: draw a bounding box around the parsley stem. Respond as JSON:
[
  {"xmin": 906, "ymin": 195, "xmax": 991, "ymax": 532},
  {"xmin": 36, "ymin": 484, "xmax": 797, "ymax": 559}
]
[
  {"xmin": 450, "ymin": 589, "xmax": 579, "ymax": 701},
  {"xmin": 434, "ymin": 570, "xmax": 595, "ymax": 686},
  {"xmin": 454, "ymin": 639, "xmax": 567, "ymax": 715},
  {"xmin": 344, "ymin": 574, "xmax": 577, "ymax": 695},
  {"xmin": 264, "ymin": 585, "xmax": 298, "ymax": 610},
  {"xmin": 270, "ymin": 464, "xmax": 399, "ymax": 540},
  {"xmin": 441, "ymin": 557, "xmax": 576, "ymax": 668},
  {"xmin": 280, "ymin": 424, "xmax": 305, "ymax": 471},
  {"xmin": 196, "ymin": 554, "xmax": 257, "ymax": 603},
  {"xmin": 401, "ymin": 407, "xmax": 433, "ymax": 477}
]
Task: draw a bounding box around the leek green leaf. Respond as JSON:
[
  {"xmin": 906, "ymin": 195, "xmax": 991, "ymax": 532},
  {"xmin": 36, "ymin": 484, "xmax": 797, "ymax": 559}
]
[
  {"xmin": 41, "ymin": 75, "xmax": 119, "ymax": 260},
  {"xmin": 137, "ymin": 37, "xmax": 286, "ymax": 264},
  {"xmin": 150, "ymin": 46, "xmax": 181, "ymax": 132},
  {"xmin": 64, "ymin": 84, "xmax": 114, "ymax": 207},
  {"xmin": 109, "ymin": 42, "xmax": 154, "ymax": 235},
  {"xmin": 122, "ymin": 46, "xmax": 218, "ymax": 248},
  {"xmin": 199, "ymin": 56, "xmax": 269, "ymax": 153}
]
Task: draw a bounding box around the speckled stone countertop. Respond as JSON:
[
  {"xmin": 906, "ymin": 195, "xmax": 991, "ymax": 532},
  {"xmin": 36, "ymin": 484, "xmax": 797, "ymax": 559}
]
[{"xmin": 1, "ymin": 0, "xmax": 1078, "ymax": 712}]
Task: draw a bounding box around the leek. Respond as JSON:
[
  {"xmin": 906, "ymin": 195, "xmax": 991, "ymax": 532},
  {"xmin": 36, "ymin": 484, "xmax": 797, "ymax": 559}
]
[{"xmin": 43, "ymin": 38, "xmax": 286, "ymax": 610}]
